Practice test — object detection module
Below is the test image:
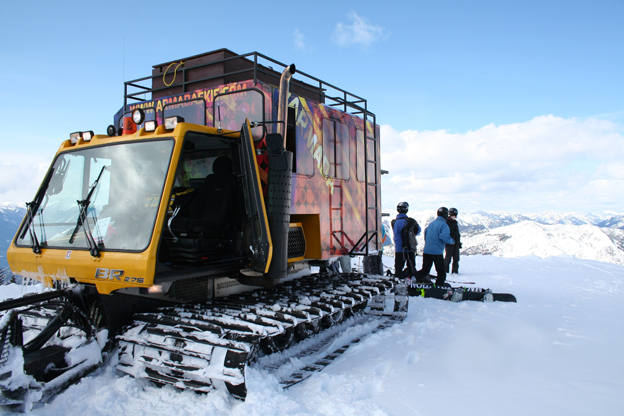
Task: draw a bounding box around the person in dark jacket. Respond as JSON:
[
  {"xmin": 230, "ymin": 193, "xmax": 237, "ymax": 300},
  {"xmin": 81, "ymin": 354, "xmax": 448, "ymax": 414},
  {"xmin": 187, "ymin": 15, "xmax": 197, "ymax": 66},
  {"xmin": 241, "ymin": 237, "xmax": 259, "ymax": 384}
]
[
  {"xmin": 392, "ymin": 202, "xmax": 421, "ymax": 279},
  {"xmin": 413, "ymin": 207, "xmax": 455, "ymax": 286},
  {"xmin": 445, "ymin": 207, "xmax": 461, "ymax": 275}
]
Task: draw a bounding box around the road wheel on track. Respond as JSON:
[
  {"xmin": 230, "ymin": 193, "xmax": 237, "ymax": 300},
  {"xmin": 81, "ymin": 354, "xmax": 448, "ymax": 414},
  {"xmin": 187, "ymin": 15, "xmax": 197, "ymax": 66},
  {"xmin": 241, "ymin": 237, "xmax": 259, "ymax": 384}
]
[
  {"xmin": 260, "ymin": 328, "xmax": 294, "ymax": 354},
  {"xmin": 351, "ymin": 302, "xmax": 367, "ymax": 314},
  {"xmin": 342, "ymin": 307, "xmax": 354, "ymax": 319},
  {"xmin": 330, "ymin": 309, "xmax": 344, "ymax": 324},
  {"xmin": 295, "ymin": 320, "xmax": 319, "ymax": 340},
  {"xmin": 320, "ymin": 314, "xmax": 333, "ymax": 329}
]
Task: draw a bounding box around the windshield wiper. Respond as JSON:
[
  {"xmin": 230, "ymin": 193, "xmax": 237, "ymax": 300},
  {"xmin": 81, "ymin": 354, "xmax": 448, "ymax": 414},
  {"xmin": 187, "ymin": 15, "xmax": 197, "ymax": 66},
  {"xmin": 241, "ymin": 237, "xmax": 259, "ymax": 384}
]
[
  {"xmin": 20, "ymin": 167, "xmax": 55, "ymax": 254},
  {"xmin": 69, "ymin": 166, "xmax": 107, "ymax": 257},
  {"xmin": 24, "ymin": 201, "xmax": 42, "ymax": 254}
]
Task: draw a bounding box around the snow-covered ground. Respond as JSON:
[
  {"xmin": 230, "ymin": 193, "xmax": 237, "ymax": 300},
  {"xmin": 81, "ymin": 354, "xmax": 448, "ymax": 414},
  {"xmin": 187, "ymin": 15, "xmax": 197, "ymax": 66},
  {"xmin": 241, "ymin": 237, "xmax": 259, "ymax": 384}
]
[{"xmin": 1, "ymin": 254, "xmax": 623, "ymax": 415}]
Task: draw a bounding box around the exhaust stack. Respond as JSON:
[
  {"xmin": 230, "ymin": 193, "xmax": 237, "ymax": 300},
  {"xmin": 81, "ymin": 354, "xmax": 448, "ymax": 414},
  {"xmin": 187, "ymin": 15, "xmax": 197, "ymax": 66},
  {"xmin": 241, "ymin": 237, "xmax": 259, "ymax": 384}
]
[
  {"xmin": 277, "ymin": 64, "xmax": 296, "ymax": 146},
  {"xmin": 263, "ymin": 64, "xmax": 296, "ymax": 283}
]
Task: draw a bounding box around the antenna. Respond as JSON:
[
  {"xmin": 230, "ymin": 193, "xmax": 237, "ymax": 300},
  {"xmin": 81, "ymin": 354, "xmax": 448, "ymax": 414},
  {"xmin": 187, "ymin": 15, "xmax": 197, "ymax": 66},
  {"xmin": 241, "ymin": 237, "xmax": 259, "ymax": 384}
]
[{"xmin": 217, "ymin": 105, "xmax": 222, "ymax": 132}]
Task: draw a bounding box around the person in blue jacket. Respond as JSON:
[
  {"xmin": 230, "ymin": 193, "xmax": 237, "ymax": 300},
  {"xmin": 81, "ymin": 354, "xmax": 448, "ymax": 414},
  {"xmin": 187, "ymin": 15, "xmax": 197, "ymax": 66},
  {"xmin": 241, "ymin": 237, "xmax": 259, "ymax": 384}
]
[
  {"xmin": 413, "ymin": 207, "xmax": 455, "ymax": 286},
  {"xmin": 392, "ymin": 202, "xmax": 421, "ymax": 279}
]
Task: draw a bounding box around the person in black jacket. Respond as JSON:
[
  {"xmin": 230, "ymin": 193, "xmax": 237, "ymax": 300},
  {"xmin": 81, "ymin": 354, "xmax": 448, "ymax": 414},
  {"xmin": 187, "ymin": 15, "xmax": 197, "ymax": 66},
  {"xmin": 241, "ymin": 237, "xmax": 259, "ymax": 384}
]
[
  {"xmin": 444, "ymin": 207, "xmax": 461, "ymax": 275},
  {"xmin": 392, "ymin": 202, "xmax": 421, "ymax": 279}
]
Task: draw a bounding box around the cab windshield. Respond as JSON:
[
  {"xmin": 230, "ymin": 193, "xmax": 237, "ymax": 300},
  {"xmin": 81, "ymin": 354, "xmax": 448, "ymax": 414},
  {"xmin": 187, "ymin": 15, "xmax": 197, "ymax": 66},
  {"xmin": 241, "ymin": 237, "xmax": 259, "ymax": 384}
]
[{"xmin": 16, "ymin": 139, "xmax": 174, "ymax": 252}]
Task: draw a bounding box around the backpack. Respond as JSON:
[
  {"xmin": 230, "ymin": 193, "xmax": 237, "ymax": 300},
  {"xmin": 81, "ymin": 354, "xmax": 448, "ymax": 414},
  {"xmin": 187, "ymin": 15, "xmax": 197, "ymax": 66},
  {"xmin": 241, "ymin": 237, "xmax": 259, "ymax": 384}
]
[{"xmin": 391, "ymin": 217, "xmax": 418, "ymax": 251}]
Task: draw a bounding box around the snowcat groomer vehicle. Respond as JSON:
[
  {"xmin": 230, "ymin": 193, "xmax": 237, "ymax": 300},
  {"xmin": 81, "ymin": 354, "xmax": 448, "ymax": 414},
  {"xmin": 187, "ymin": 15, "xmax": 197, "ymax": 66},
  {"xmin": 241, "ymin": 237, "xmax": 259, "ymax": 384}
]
[{"xmin": 0, "ymin": 49, "xmax": 406, "ymax": 409}]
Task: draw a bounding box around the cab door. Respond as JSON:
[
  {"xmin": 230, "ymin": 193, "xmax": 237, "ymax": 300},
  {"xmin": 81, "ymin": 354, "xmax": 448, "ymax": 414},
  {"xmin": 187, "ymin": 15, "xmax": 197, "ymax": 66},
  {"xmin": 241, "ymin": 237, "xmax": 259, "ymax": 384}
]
[{"xmin": 238, "ymin": 120, "xmax": 272, "ymax": 273}]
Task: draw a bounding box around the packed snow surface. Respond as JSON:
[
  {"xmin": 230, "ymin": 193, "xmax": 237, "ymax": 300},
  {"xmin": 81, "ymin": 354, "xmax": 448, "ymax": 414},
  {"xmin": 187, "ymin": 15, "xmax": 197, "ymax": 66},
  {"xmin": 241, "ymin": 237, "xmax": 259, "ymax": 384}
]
[{"xmin": 2, "ymin": 255, "xmax": 623, "ymax": 415}]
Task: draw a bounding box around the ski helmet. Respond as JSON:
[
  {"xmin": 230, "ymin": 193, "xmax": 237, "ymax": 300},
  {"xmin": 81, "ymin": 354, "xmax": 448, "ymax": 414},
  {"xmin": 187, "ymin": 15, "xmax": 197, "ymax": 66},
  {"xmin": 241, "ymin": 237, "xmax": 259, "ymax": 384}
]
[
  {"xmin": 449, "ymin": 207, "xmax": 458, "ymax": 217},
  {"xmin": 437, "ymin": 207, "xmax": 449, "ymax": 219},
  {"xmin": 397, "ymin": 202, "xmax": 409, "ymax": 214}
]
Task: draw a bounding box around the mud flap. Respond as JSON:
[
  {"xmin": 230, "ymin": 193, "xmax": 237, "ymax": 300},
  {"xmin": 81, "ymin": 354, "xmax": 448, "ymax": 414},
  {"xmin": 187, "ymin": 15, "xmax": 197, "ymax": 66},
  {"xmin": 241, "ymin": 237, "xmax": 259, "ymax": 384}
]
[
  {"xmin": 224, "ymin": 350, "xmax": 247, "ymax": 399},
  {"xmin": 367, "ymin": 282, "xmax": 408, "ymax": 319},
  {"xmin": 392, "ymin": 283, "xmax": 409, "ymax": 318}
]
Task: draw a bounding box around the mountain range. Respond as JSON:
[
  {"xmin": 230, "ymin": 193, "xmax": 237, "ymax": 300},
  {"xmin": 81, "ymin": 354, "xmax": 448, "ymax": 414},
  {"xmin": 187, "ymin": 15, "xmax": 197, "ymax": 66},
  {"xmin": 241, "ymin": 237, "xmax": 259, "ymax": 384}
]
[
  {"xmin": 382, "ymin": 209, "xmax": 624, "ymax": 266},
  {"xmin": 2, "ymin": 204, "xmax": 624, "ymax": 272},
  {"xmin": 0, "ymin": 204, "xmax": 27, "ymax": 275}
]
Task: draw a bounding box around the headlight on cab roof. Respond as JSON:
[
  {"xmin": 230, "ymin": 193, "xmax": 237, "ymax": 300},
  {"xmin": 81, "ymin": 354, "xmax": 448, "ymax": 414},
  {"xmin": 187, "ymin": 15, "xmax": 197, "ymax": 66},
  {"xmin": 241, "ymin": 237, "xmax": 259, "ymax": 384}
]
[
  {"xmin": 82, "ymin": 131, "xmax": 94, "ymax": 141},
  {"xmin": 145, "ymin": 120, "xmax": 157, "ymax": 132},
  {"xmin": 132, "ymin": 108, "xmax": 145, "ymax": 125},
  {"xmin": 69, "ymin": 132, "xmax": 81, "ymax": 144},
  {"xmin": 69, "ymin": 131, "xmax": 95, "ymax": 144},
  {"xmin": 164, "ymin": 116, "xmax": 184, "ymax": 130}
]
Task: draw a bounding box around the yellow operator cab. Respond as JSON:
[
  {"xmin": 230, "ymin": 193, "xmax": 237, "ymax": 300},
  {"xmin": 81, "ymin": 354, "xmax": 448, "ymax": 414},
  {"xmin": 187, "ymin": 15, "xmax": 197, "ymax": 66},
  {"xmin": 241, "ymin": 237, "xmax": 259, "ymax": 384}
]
[{"xmin": 8, "ymin": 118, "xmax": 272, "ymax": 295}]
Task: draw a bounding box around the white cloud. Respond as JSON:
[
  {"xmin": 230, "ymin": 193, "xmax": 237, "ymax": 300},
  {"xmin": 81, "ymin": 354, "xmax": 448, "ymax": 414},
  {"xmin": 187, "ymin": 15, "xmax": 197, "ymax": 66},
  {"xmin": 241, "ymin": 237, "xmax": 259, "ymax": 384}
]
[
  {"xmin": 3, "ymin": 116, "xmax": 622, "ymax": 215},
  {"xmin": 332, "ymin": 12, "xmax": 386, "ymax": 48},
  {"xmin": 0, "ymin": 153, "xmax": 52, "ymax": 206},
  {"xmin": 293, "ymin": 29, "xmax": 309, "ymax": 51},
  {"xmin": 380, "ymin": 115, "xmax": 624, "ymax": 213}
]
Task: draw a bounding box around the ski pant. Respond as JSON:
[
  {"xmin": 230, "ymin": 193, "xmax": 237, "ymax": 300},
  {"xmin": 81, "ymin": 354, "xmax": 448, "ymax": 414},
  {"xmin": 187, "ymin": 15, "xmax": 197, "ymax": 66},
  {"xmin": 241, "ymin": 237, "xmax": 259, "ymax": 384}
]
[
  {"xmin": 444, "ymin": 244, "xmax": 460, "ymax": 274},
  {"xmin": 394, "ymin": 251, "xmax": 416, "ymax": 278},
  {"xmin": 414, "ymin": 253, "xmax": 446, "ymax": 285}
]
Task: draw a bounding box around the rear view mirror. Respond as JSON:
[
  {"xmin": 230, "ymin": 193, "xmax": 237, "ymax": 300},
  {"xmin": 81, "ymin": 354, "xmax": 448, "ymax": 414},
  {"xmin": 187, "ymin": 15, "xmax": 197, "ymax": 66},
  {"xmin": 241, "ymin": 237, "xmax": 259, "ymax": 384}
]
[{"xmin": 48, "ymin": 157, "xmax": 70, "ymax": 195}]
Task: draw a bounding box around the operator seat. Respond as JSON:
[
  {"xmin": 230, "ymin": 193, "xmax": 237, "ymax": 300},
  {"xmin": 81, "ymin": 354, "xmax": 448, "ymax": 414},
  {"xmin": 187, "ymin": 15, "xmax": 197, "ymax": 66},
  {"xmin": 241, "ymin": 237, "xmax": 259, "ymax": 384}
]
[{"xmin": 169, "ymin": 156, "xmax": 237, "ymax": 262}]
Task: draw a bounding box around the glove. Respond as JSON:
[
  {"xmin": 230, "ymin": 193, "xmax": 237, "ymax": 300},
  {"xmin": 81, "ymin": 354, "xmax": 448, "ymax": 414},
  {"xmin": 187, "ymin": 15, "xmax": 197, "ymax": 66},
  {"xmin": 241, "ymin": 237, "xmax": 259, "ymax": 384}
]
[{"xmin": 459, "ymin": 243, "xmax": 463, "ymax": 249}]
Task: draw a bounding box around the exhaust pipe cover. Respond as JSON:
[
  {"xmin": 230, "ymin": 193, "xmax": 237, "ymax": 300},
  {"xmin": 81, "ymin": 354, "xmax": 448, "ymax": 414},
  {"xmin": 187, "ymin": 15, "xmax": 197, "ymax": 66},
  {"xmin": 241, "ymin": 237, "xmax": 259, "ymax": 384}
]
[{"xmin": 277, "ymin": 64, "xmax": 296, "ymax": 145}]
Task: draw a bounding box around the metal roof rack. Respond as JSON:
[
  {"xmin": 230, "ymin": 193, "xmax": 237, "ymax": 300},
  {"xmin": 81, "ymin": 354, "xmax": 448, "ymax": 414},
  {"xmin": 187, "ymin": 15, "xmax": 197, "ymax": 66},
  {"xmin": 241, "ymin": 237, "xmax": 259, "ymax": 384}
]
[{"xmin": 123, "ymin": 49, "xmax": 375, "ymax": 121}]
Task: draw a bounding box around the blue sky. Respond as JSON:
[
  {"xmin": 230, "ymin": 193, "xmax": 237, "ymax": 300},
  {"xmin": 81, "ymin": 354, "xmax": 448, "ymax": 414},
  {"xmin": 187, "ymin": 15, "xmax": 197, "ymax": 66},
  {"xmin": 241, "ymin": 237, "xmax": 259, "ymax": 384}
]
[{"xmin": 1, "ymin": 0, "xmax": 622, "ymax": 213}]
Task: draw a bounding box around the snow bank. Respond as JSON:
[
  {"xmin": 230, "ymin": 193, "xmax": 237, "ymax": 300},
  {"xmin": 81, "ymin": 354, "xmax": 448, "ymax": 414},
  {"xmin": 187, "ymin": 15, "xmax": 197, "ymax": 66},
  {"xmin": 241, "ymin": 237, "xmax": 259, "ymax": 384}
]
[
  {"xmin": 0, "ymin": 255, "xmax": 620, "ymax": 416},
  {"xmin": 0, "ymin": 282, "xmax": 42, "ymax": 301}
]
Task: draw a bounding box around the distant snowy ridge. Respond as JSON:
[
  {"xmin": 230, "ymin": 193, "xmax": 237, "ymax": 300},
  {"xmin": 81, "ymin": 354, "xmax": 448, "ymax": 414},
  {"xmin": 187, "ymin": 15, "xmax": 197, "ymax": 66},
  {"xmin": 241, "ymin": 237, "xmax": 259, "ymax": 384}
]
[
  {"xmin": 454, "ymin": 211, "xmax": 621, "ymax": 234},
  {"xmin": 2, "ymin": 206, "xmax": 624, "ymax": 269},
  {"xmin": 462, "ymin": 221, "xmax": 624, "ymax": 265},
  {"xmin": 388, "ymin": 209, "xmax": 623, "ymax": 230},
  {"xmin": 0, "ymin": 205, "xmax": 26, "ymax": 269},
  {"xmin": 527, "ymin": 211, "xmax": 611, "ymax": 226},
  {"xmin": 602, "ymin": 228, "xmax": 624, "ymax": 252},
  {"xmin": 597, "ymin": 214, "xmax": 624, "ymax": 229},
  {"xmin": 382, "ymin": 210, "xmax": 624, "ymax": 266}
]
